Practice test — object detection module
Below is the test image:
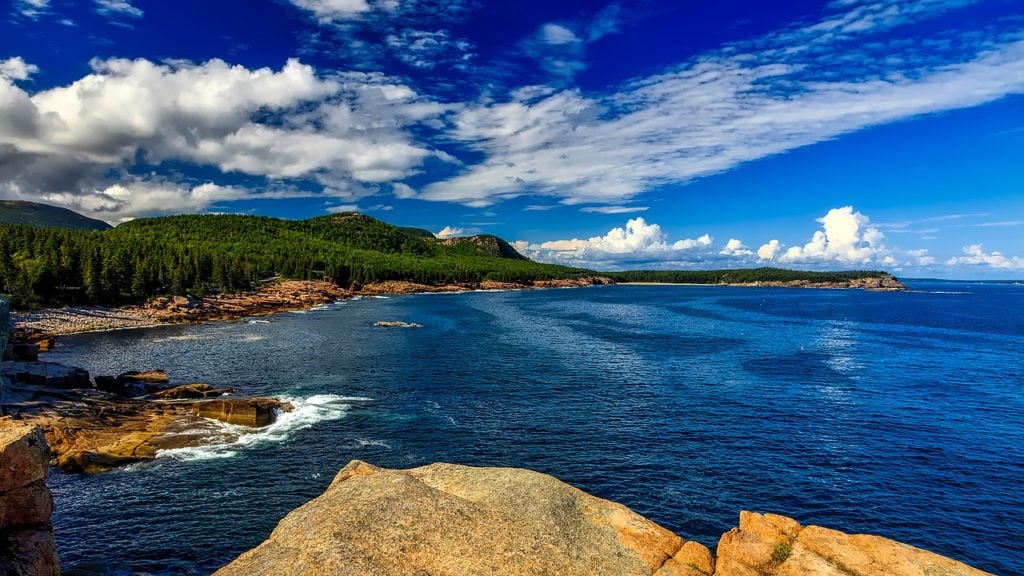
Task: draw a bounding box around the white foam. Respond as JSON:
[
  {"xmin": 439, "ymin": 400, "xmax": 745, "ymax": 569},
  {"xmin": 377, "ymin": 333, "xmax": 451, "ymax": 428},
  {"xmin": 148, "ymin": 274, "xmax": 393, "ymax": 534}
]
[
  {"xmin": 157, "ymin": 394, "xmax": 372, "ymax": 462},
  {"xmin": 247, "ymin": 319, "xmax": 270, "ymax": 324},
  {"xmin": 369, "ymin": 295, "xmax": 390, "ymax": 299}
]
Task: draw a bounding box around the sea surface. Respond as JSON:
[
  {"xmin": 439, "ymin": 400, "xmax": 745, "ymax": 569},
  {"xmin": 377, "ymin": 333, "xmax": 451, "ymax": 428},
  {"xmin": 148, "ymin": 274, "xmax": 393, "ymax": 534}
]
[{"xmin": 43, "ymin": 282, "xmax": 1024, "ymax": 575}]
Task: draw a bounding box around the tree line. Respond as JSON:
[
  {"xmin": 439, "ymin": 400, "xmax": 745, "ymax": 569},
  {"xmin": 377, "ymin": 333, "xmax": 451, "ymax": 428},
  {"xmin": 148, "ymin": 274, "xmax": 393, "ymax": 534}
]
[{"xmin": 0, "ymin": 213, "xmax": 591, "ymax": 308}]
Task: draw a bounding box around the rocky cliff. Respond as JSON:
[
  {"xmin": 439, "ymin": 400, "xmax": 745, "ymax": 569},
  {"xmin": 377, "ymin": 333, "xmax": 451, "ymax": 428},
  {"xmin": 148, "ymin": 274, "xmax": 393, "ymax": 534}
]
[
  {"xmin": 0, "ymin": 420, "xmax": 59, "ymax": 576},
  {"xmin": 215, "ymin": 461, "xmax": 991, "ymax": 576}
]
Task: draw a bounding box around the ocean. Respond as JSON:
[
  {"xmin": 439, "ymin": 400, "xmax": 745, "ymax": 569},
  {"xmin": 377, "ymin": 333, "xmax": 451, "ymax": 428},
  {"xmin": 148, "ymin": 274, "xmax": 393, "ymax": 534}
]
[{"xmin": 43, "ymin": 282, "xmax": 1024, "ymax": 575}]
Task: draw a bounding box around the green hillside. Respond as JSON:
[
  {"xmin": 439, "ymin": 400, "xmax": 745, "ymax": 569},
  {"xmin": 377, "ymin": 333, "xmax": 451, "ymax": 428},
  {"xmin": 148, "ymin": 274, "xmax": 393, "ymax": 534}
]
[
  {"xmin": 0, "ymin": 200, "xmax": 112, "ymax": 231},
  {"xmin": 0, "ymin": 212, "xmax": 590, "ymax": 308}
]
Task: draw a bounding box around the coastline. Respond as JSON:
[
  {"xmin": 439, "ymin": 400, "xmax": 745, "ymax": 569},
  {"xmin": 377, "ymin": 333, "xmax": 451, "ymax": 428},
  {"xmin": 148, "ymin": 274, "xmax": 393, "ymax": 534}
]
[
  {"xmin": 10, "ymin": 277, "xmax": 615, "ymax": 341},
  {"xmin": 10, "ymin": 274, "xmax": 906, "ymax": 342},
  {"xmin": 618, "ymin": 277, "xmax": 907, "ymax": 291}
]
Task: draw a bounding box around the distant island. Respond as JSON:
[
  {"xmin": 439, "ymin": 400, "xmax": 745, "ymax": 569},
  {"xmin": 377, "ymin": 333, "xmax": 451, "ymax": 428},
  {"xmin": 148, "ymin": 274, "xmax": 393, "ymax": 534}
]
[{"xmin": 0, "ymin": 201, "xmax": 904, "ymax": 312}]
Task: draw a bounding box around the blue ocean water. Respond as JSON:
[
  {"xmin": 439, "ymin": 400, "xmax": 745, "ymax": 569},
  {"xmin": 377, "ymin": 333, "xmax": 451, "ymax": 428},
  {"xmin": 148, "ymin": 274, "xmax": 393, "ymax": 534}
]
[{"xmin": 43, "ymin": 283, "xmax": 1024, "ymax": 575}]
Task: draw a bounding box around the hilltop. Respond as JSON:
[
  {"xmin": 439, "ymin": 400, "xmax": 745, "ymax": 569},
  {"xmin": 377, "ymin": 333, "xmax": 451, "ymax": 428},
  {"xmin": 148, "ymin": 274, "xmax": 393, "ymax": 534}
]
[
  {"xmin": 0, "ymin": 211, "xmax": 592, "ymax": 308},
  {"xmin": 0, "ymin": 200, "xmax": 111, "ymax": 231}
]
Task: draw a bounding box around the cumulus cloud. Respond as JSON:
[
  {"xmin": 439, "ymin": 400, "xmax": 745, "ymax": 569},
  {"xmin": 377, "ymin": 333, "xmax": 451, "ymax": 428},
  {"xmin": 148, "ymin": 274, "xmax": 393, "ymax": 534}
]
[
  {"xmin": 0, "ymin": 57, "xmax": 448, "ymax": 221},
  {"xmin": 720, "ymin": 238, "xmax": 753, "ymax": 256},
  {"xmin": 672, "ymin": 234, "xmax": 713, "ymax": 250},
  {"xmin": 755, "ymin": 206, "xmax": 939, "ymax": 269},
  {"xmin": 0, "ymin": 57, "xmax": 39, "ymax": 81},
  {"xmin": 775, "ymin": 206, "xmax": 886, "ymax": 264},
  {"xmin": 946, "ymin": 245, "xmax": 1024, "ymax": 270},
  {"xmin": 42, "ymin": 181, "xmax": 251, "ymax": 224},
  {"xmin": 515, "ymin": 217, "xmax": 716, "ymax": 267},
  {"xmin": 756, "ymin": 239, "xmax": 783, "ymax": 261},
  {"xmin": 435, "ymin": 226, "xmax": 465, "ymax": 238},
  {"xmin": 421, "ymin": 3, "xmax": 1024, "ymax": 208}
]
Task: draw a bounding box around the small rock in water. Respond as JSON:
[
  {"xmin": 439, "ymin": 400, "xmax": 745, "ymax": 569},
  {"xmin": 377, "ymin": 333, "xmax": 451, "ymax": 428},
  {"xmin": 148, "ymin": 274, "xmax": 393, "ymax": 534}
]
[{"xmin": 374, "ymin": 321, "xmax": 423, "ymax": 328}]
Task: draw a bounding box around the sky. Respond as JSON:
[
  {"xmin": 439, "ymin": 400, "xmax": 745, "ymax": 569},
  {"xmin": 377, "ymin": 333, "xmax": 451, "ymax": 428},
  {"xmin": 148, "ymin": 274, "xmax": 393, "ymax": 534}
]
[{"xmin": 0, "ymin": 0, "xmax": 1022, "ymax": 277}]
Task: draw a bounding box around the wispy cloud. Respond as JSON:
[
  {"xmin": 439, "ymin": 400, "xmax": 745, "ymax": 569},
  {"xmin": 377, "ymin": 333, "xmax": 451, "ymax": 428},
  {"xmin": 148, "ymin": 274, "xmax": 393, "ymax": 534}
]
[
  {"xmin": 95, "ymin": 0, "xmax": 143, "ymax": 19},
  {"xmin": 13, "ymin": 0, "xmax": 50, "ymax": 20},
  {"xmin": 422, "ymin": 3, "xmax": 1024, "ymax": 208},
  {"xmin": 580, "ymin": 205, "xmax": 648, "ymax": 214}
]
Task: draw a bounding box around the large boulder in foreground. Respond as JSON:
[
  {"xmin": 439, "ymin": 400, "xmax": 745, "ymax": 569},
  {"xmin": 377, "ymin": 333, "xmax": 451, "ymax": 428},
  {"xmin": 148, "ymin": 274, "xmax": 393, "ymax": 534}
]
[
  {"xmin": 715, "ymin": 511, "xmax": 992, "ymax": 576},
  {"xmin": 216, "ymin": 462, "xmax": 994, "ymax": 576},
  {"xmin": 215, "ymin": 460, "xmax": 704, "ymax": 576},
  {"xmin": 0, "ymin": 419, "xmax": 59, "ymax": 576}
]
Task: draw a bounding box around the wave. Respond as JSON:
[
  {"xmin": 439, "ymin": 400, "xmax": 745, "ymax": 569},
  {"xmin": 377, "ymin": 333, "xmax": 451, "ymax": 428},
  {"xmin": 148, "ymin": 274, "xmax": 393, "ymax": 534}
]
[
  {"xmin": 247, "ymin": 319, "xmax": 270, "ymax": 324},
  {"xmin": 157, "ymin": 394, "xmax": 372, "ymax": 462}
]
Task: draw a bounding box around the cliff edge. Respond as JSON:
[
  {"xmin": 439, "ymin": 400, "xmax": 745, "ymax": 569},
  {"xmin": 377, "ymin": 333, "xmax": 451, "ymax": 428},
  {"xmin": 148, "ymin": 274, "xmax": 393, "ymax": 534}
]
[
  {"xmin": 0, "ymin": 419, "xmax": 59, "ymax": 576},
  {"xmin": 215, "ymin": 460, "xmax": 990, "ymax": 576}
]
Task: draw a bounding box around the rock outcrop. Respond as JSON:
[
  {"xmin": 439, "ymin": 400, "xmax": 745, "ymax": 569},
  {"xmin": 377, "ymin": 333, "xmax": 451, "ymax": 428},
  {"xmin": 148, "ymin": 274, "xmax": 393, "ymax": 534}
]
[
  {"xmin": 216, "ymin": 462, "xmax": 993, "ymax": 576},
  {"xmin": 714, "ymin": 511, "xmax": 990, "ymax": 576},
  {"xmin": 2, "ymin": 362, "xmax": 292, "ymax": 473},
  {"xmin": 215, "ymin": 460, "xmax": 708, "ymax": 576},
  {"xmin": 0, "ymin": 420, "xmax": 59, "ymax": 576}
]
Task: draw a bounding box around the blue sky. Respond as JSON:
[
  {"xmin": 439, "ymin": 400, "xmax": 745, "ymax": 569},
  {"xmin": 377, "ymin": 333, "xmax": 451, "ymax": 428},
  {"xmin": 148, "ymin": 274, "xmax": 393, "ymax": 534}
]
[{"xmin": 0, "ymin": 0, "xmax": 1022, "ymax": 277}]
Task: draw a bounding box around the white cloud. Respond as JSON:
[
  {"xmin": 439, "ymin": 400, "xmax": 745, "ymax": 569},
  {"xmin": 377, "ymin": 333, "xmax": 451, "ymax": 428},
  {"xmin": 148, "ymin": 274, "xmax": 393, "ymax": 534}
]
[
  {"xmin": 42, "ymin": 181, "xmax": 251, "ymax": 224},
  {"xmin": 289, "ymin": 0, "xmax": 373, "ymax": 22},
  {"xmin": 754, "ymin": 206, "xmax": 938, "ymax": 269},
  {"xmin": 327, "ymin": 204, "xmax": 361, "ymax": 213},
  {"xmin": 0, "ymin": 57, "xmax": 448, "ymax": 221},
  {"xmin": 757, "ymin": 239, "xmax": 783, "ymax": 261},
  {"xmin": 946, "ymin": 244, "xmax": 1024, "ymax": 270},
  {"xmin": 392, "ymin": 183, "xmax": 417, "ymax": 199},
  {"xmin": 14, "ymin": 0, "xmax": 50, "ymax": 19},
  {"xmin": 95, "ymin": 0, "xmax": 143, "ymax": 19},
  {"xmin": 541, "ymin": 24, "xmax": 579, "ymax": 45},
  {"xmin": 720, "ymin": 238, "xmax": 753, "ymax": 256},
  {"xmin": 0, "ymin": 57, "xmax": 39, "ymax": 81},
  {"xmin": 580, "ymin": 205, "xmax": 648, "ymax": 214},
  {"xmin": 774, "ymin": 206, "xmax": 886, "ymax": 264},
  {"xmin": 672, "ymin": 234, "xmax": 713, "ymax": 250},
  {"xmin": 421, "ymin": 5, "xmax": 1024, "ymax": 209},
  {"xmin": 435, "ymin": 226, "xmax": 465, "ymax": 238},
  {"xmin": 516, "ymin": 217, "xmax": 715, "ymax": 267}
]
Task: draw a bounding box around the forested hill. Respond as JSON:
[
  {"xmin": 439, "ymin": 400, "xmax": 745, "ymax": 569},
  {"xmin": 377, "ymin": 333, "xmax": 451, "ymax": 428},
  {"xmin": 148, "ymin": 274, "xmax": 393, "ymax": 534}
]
[
  {"xmin": 0, "ymin": 212, "xmax": 591, "ymax": 308},
  {"xmin": 0, "ymin": 200, "xmax": 112, "ymax": 231}
]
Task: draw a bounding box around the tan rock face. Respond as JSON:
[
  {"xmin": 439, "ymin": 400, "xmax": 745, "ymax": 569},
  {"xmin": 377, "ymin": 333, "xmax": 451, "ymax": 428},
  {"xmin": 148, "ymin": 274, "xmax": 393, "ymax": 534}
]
[
  {"xmin": 715, "ymin": 511, "xmax": 993, "ymax": 576},
  {"xmin": 3, "ymin": 363, "xmax": 292, "ymax": 472},
  {"xmin": 216, "ymin": 464, "xmax": 995, "ymax": 576},
  {"xmin": 215, "ymin": 460, "xmax": 706, "ymax": 576},
  {"xmin": 0, "ymin": 419, "xmax": 59, "ymax": 576}
]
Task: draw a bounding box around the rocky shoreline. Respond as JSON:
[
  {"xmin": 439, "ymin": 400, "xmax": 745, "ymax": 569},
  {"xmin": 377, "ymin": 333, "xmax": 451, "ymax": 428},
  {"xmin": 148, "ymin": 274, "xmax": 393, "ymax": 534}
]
[
  {"xmin": 9, "ymin": 278, "xmax": 615, "ymax": 344},
  {"xmin": 1, "ymin": 362, "xmax": 292, "ymax": 473}
]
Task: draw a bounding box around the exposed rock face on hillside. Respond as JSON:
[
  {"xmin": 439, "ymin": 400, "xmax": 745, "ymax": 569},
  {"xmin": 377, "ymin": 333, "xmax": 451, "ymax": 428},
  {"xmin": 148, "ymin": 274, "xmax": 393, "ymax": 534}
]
[
  {"xmin": 216, "ymin": 461, "xmax": 993, "ymax": 576},
  {"xmin": 0, "ymin": 420, "xmax": 59, "ymax": 576},
  {"xmin": 438, "ymin": 234, "xmax": 529, "ymax": 260},
  {"xmin": 215, "ymin": 460, "xmax": 708, "ymax": 576}
]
